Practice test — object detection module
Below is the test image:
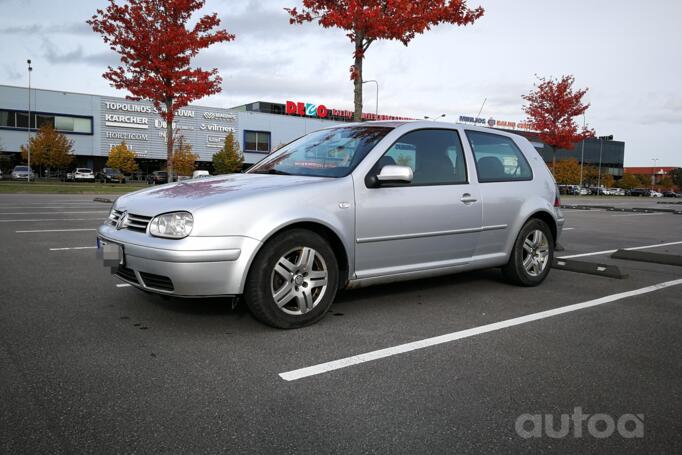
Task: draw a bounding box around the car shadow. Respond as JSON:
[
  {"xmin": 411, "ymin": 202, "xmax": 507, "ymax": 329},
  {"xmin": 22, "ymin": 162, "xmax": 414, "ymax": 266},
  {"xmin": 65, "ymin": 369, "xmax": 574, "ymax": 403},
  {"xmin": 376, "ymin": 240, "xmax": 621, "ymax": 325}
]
[{"xmin": 334, "ymin": 267, "xmax": 508, "ymax": 305}]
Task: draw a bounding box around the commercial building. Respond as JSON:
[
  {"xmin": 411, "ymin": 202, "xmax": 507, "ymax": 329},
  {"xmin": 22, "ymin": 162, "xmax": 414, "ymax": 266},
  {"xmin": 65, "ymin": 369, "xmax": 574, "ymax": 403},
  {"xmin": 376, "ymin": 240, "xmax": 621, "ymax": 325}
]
[
  {"xmin": 1, "ymin": 84, "xmax": 625, "ymax": 177},
  {"xmin": 624, "ymin": 166, "xmax": 679, "ymax": 185}
]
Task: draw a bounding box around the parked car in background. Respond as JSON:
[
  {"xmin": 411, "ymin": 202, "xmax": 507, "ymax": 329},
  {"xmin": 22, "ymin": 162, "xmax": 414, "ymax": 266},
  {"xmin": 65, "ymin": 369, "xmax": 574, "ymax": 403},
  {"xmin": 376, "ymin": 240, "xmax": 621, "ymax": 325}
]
[
  {"xmin": 147, "ymin": 171, "xmax": 168, "ymax": 185},
  {"xmin": 98, "ymin": 121, "xmax": 565, "ymax": 329},
  {"xmin": 629, "ymin": 188, "xmax": 651, "ymax": 197},
  {"xmin": 66, "ymin": 168, "xmax": 95, "ymax": 182},
  {"xmin": 558, "ymin": 184, "xmax": 580, "ymax": 195},
  {"xmin": 590, "ymin": 187, "xmax": 610, "ymax": 195},
  {"xmin": 650, "ymin": 190, "xmax": 663, "ymax": 198},
  {"xmin": 0, "ymin": 169, "xmax": 3, "ymax": 180},
  {"xmin": 11, "ymin": 165, "xmax": 34, "ymax": 181},
  {"xmin": 662, "ymin": 191, "xmax": 681, "ymax": 198},
  {"xmin": 192, "ymin": 170, "xmax": 210, "ymax": 179},
  {"xmin": 96, "ymin": 168, "xmax": 126, "ymax": 183},
  {"xmin": 608, "ymin": 188, "xmax": 625, "ymax": 196}
]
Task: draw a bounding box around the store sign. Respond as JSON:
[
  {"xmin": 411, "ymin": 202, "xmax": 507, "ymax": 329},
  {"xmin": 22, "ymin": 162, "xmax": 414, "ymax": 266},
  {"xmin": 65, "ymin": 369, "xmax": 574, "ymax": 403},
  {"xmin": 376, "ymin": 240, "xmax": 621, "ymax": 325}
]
[
  {"xmin": 100, "ymin": 96, "xmax": 238, "ymax": 161},
  {"xmin": 286, "ymin": 100, "xmax": 328, "ymax": 118},
  {"xmin": 459, "ymin": 115, "xmax": 536, "ymax": 132}
]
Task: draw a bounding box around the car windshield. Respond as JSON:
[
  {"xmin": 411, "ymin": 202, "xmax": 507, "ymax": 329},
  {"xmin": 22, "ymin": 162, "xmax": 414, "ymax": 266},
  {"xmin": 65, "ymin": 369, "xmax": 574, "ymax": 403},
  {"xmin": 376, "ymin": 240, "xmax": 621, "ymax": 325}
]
[
  {"xmin": 77, "ymin": 168, "xmax": 91, "ymax": 172},
  {"xmin": 247, "ymin": 126, "xmax": 392, "ymax": 178},
  {"xmin": 15, "ymin": 166, "xmax": 28, "ymax": 171}
]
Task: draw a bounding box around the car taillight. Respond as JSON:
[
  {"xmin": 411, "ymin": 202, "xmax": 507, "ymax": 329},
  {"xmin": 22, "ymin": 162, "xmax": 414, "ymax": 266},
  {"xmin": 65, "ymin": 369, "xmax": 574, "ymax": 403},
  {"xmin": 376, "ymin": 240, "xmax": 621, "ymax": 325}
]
[{"xmin": 554, "ymin": 186, "xmax": 561, "ymax": 207}]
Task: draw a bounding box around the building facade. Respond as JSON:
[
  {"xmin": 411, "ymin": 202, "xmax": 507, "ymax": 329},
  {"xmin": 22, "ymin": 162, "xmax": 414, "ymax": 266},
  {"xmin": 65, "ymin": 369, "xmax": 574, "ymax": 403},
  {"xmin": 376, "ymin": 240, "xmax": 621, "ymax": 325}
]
[{"xmin": 1, "ymin": 84, "xmax": 626, "ymax": 177}]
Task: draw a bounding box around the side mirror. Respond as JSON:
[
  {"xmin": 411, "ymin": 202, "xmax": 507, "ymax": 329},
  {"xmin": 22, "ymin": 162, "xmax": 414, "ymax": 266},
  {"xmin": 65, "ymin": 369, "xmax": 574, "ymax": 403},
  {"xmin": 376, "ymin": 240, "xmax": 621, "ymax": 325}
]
[{"xmin": 376, "ymin": 165, "xmax": 413, "ymax": 184}]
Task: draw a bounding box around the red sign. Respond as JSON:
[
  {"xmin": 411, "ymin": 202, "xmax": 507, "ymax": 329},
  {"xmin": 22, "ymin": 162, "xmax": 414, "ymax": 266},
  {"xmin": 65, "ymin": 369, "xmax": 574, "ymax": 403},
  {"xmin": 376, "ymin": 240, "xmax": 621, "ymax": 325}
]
[{"xmin": 286, "ymin": 101, "xmax": 328, "ymax": 118}]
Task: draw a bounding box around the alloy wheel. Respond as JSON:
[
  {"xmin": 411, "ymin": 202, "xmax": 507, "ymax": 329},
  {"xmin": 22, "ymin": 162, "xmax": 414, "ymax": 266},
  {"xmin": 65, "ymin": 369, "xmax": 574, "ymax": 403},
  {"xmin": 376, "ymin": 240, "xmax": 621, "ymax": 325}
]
[
  {"xmin": 522, "ymin": 229, "xmax": 550, "ymax": 277},
  {"xmin": 270, "ymin": 246, "xmax": 328, "ymax": 315}
]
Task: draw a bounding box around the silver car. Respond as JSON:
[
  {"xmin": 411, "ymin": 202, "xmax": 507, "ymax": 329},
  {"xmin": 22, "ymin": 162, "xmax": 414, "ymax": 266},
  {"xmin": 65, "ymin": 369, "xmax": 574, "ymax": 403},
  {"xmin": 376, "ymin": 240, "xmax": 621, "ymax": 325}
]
[{"xmin": 98, "ymin": 121, "xmax": 564, "ymax": 328}]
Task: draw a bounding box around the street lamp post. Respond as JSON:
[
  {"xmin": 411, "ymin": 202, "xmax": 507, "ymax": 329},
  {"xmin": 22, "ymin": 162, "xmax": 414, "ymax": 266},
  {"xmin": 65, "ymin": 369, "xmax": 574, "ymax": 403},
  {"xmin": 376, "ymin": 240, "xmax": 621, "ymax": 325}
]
[
  {"xmin": 579, "ymin": 113, "xmax": 586, "ymax": 193},
  {"xmin": 362, "ymin": 80, "xmax": 379, "ymax": 116},
  {"xmin": 424, "ymin": 114, "xmax": 446, "ymax": 121},
  {"xmin": 27, "ymin": 59, "xmax": 32, "ymax": 183},
  {"xmin": 651, "ymin": 158, "xmax": 659, "ymax": 191}
]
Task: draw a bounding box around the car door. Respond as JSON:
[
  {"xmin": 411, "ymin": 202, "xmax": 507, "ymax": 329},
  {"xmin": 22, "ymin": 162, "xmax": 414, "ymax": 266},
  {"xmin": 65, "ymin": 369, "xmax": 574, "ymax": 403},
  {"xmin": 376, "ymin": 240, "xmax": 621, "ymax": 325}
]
[{"xmin": 354, "ymin": 128, "xmax": 482, "ymax": 278}]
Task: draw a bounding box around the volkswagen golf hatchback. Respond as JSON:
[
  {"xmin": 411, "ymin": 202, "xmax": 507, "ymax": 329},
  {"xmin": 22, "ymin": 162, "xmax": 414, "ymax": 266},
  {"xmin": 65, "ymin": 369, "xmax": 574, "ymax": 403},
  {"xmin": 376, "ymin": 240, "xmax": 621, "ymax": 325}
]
[{"xmin": 98, "ymin": 121, "xmax": 564, "ymax": 328}]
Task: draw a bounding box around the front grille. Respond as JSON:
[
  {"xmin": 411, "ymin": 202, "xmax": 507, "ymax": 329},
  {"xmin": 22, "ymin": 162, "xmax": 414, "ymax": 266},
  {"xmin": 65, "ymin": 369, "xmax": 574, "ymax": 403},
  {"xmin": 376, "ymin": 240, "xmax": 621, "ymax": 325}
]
[
  {"xmin": 139, "ymin": 272, "xmax": 174, "ymax": 291},
  {"xmin": 107, "ymin": 210, "xmax": 153, "ymax": 233},
  {"xmin": 115, "ymin": 266, "xmax": 138, "ymax": 284}
]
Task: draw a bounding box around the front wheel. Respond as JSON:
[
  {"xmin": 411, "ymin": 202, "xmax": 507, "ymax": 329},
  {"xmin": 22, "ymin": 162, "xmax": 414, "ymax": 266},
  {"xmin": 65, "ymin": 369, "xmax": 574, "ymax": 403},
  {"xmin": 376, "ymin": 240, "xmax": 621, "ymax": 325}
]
[
  {"xmin": 502, "ymin": 219, "xmax": 554, "ymax": 286},
  {"xmin": 244, "ymin": 229, "xmax": 339, "ymax": 329}
]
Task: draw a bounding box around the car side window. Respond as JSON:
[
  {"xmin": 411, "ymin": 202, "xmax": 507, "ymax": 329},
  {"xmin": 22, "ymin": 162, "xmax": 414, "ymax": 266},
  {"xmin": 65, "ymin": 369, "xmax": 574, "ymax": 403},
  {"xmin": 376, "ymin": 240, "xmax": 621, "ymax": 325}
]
[
  {"xmin": 379, "ymin": 129, "xmax": 467, "ymax": 186},
  {"xmin": 466, "ymin": 130, "xmax": 533, "ymax": 183}
]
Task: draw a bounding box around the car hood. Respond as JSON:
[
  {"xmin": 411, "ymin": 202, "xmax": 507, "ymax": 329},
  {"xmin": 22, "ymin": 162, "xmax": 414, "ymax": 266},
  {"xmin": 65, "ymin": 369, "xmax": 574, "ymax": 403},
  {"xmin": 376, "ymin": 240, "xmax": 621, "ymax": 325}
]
[{"xmin": 115, "ymin": 173, "xmax": 330, "ymax": 216}]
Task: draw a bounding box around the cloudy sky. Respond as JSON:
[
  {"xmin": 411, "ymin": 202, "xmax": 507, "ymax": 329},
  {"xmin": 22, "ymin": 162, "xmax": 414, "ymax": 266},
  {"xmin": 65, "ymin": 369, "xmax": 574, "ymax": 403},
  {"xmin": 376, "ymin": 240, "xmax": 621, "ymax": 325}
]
[{"xmin": 1, "ymin": 0, "xmax": 680, "ymax": 166}]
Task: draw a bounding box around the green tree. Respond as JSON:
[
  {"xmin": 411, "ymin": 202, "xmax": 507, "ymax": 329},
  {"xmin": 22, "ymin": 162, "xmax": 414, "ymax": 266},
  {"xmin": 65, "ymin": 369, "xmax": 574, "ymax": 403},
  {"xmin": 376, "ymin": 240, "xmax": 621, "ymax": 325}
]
[
  {"xmin": 658, "ymin": 176, "xmax": 674, "ymax": 190},
  {"xmin": 617, "ymin": 174, "xmax": 641, "ymax": 190},
  {"xmin": 106, "ymin": 142, "xmax": 139, "ymax": 173},
  {"xmin": 635, "ymin": 174, "xmax": 651, "ymax": 187},
  {"xmin": 20, "ymin": 124, "xmax": 74, "ymax": 172},
  {"xmin": 212, "ymin": 131, "xmax": 244, "ymax": 174},
  {"xmin": 669, "ymin": 168, "xmax": 682, "ymax": 188}
]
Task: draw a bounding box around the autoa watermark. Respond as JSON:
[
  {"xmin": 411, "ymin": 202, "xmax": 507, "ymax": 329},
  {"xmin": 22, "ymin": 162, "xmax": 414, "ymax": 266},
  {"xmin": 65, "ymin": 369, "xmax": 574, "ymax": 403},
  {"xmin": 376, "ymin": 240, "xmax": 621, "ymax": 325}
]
[{"xmin": 515, "ymin": 408, "xmax": 644, "ymax": 439}]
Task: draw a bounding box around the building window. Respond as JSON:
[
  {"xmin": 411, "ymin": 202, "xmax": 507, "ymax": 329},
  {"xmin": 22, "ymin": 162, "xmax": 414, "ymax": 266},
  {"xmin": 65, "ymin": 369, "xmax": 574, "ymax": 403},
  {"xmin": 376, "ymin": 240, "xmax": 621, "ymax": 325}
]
[
  {"xmin": 244, "ymin": 130, "xmax": 271, "ymax": 153},
  {"xmin": 0, "ymin": 109, "xmax": 93, "ymax": 134}
]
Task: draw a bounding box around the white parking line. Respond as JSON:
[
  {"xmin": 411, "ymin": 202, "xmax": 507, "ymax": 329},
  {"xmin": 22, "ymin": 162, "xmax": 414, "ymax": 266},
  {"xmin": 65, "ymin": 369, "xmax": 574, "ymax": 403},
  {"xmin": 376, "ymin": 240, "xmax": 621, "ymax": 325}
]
[
  {"xmin": 16, "ymin": 228, "xmax": 97, "ymax": 233},
  {"xmin": 116, "ymin": 283, "xmax": 131, "ymax": 288},
  {"xmin": 279, "ymin": 278, "xmax": 682, "ymax": 381},
  {"xmin": 49, "ymin": 246, "xmax": 97, "ymax": 251},
  {"xmin": 563, "ymin": 227, "xmax": 575, "ymax": 230},
  {"xmin": 0, "ymin": 218, "xmax": 104, "ymax": 223},
  {"xmin": 558, "ymin": 240, "xmax": 682, "ymax": 259},
  {"xmin": 0, "ymin": 211, "xmax": 108, "ymax": 215}
]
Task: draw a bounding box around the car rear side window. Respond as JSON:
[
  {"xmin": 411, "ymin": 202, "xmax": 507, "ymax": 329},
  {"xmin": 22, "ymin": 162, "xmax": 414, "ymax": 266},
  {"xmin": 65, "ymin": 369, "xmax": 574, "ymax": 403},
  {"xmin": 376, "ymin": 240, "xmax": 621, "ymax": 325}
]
[
  {"xmin": 466, "ymin": 130, "xmax": 533, "ymax": 183},
  {"xmin": 380, "ymin": 129, "xmax": 467, "ymax": 186}
]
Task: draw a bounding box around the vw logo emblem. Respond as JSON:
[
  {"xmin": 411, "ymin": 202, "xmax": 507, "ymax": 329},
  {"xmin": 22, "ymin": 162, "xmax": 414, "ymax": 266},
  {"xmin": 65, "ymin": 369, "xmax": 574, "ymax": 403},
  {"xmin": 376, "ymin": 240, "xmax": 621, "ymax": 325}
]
[{"xmin": 116, "ymin": 211, "xmax": 128, "ymax": 230}]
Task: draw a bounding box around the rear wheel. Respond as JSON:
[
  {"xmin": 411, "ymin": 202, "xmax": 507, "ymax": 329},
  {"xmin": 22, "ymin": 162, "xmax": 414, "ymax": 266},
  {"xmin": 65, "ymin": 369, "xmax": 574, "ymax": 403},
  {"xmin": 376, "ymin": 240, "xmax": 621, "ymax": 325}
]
[
  {"xmin": 502, "ymin": 219, "xmax": 554, "ymax": 286},
  {"xmin": 244, "ymin": 229, "xmax": 339, "ymax": 329}
]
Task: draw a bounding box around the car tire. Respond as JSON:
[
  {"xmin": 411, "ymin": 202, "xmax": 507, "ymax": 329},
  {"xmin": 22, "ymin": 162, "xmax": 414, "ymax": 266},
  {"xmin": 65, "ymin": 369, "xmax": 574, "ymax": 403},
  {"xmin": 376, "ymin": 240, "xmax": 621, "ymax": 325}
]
[
  {"xmin": 502, "ymin": 218, "xmax": 554, "ymax": 287},
  {"xmin": 244, "ymin": 229, "xmax": 339, "ymax": 329}
]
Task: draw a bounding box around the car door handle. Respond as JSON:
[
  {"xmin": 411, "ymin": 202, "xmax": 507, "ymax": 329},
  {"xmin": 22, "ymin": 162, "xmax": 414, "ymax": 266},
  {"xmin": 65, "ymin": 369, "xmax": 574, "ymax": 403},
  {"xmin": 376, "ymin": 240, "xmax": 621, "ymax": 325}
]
[{"xmin": 460, "ymin": 193, "xmax": 477, "ymax": 204}]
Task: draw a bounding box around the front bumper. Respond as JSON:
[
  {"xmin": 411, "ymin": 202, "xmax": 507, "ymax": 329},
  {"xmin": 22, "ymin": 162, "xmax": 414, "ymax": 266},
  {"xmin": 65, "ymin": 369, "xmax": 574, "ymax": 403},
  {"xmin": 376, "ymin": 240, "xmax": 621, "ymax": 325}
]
[{"xmin": 97, "ymin": 224, "xmax": 261, "ymax": 297}]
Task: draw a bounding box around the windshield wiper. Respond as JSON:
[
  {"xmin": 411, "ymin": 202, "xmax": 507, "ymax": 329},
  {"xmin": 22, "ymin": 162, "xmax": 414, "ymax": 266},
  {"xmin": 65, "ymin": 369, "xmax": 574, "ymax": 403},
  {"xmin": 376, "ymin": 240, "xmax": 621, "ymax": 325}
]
[{"xmin": 252, "ymin": 169, "xmax": 291, "ymax": 176}]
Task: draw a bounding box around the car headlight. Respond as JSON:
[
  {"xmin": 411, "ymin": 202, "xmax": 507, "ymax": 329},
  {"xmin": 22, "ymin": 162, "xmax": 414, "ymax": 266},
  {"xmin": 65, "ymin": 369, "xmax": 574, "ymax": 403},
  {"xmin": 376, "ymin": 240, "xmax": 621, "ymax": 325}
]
[{"xmin": 149, "ymin": 211, "xmax": 193, "ymax": 239}]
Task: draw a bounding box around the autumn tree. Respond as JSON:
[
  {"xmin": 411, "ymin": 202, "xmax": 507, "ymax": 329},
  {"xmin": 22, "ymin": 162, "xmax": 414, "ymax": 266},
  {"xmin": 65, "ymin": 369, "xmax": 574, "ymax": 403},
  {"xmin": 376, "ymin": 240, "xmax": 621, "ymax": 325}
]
[
  {"xmin": 617, "ymin": 174, "xmax": 640, "ymax": 190},
  {"xmin": 107, "ymin": 141, "xmax": 139, "ymax": 173},
  {"xmin": 601, "ymin": 174, "xmax": 615, "ymax": 188},
  {"xmin": 522, "ymin": 75, "xmax": 595, "ymax": 171},
  {"xmin": 552, "ymin": 158, "xmax": 581, "ymax": 185},
  {"xmin": 88, "ymin": 0, "xmax": 234, "ymax": 181},
  {"xmin": 581, "ymin": 165, "xmax": 600, "ymax": 187},
  {"xmin": 212, "ymin": 131, "xmax": 243, "ymax": 174},
  {"xmin": 20, "ymin": 124, "xmax": 74, "ymax": 173},
  {"xmin": 287, "ymin": 1, "xmax": 484, "ymax": 121},
  {"xmin": 171, "ymin": 137, "xmax": 199, "ymax": 176}
]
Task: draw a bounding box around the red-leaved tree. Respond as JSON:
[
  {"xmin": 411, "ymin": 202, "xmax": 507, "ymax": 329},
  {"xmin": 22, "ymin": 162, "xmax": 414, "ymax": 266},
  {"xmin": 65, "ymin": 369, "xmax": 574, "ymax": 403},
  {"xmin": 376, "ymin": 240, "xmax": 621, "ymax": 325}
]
[
  {"xmin": 522, "ymin": 75, "xmax": 595, "ymax": 172},
  {"xmin": 88, "ymin": 0, "xmax": 234, "ymax": 180},
  {"xmin": 287, "ymin": 1, "xmax": 484, "ymax": 121}
]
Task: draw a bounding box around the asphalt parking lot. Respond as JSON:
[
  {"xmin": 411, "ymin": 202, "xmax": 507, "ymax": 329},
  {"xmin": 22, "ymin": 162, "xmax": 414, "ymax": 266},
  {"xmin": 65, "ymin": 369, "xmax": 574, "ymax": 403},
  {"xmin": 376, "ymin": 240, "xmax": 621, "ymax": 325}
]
[{"xmin": 1, "ymin": 194, "xmax": 681, "ymax": 454}]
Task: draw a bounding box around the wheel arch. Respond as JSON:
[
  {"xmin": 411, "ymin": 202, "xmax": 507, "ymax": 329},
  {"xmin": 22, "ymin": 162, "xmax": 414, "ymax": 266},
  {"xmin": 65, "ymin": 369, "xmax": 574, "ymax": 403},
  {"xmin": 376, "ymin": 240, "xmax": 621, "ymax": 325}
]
[
  {"xmin": 526, "ymin": 210, "xmax": 558, "ymax": 245},
  {"xmin": 242, "ymin": 220, "xmax": 351, "ymax": 293}
]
